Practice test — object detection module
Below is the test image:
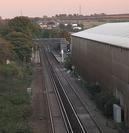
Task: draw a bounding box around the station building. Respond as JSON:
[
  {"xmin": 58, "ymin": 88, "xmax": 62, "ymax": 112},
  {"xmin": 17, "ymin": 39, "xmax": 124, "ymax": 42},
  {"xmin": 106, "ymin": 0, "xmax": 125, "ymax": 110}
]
[{"xmin": 71, "ymin": 22, "xmax": 129, "ymax": 126}]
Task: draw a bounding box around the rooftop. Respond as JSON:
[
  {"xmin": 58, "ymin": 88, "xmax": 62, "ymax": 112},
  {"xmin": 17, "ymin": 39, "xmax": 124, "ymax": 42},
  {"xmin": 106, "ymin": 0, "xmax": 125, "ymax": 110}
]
[{"xmin": 72, "ymin": 22, "xmax": 129, "ymax": 49}]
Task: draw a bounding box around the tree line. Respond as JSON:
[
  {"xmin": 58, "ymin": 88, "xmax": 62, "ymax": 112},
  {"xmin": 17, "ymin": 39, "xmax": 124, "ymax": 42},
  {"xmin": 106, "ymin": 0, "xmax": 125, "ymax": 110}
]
[
  {"xmin": 0, "ymin": 16, "xmax": 41, "ymax": 132},
  {"xmin": 0, "ymin": 16, "xmax": 40, "ymax": 64}
]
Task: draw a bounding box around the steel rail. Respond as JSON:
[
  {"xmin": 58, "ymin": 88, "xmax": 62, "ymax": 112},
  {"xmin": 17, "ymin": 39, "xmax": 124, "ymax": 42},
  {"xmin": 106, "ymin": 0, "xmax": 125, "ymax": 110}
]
[
  {"xmin": 50, "ymin": 52, "xmax": 103, "ymax": 133},
  {"xmin": 44, "ymin": 47, "xmax": 87, "ymax": 133},
  {"xmin": 41, "ymin": 47, "xmax": 73, "ymax": 133}
]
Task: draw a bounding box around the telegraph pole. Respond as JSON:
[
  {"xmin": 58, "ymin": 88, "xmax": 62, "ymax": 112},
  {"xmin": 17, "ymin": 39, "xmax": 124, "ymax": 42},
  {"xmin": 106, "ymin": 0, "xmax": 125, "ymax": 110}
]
[
  {"xmin": 20, "ymin": 9, "xmax": 23, "ymax": 16},
  {"xmin": 79, "ymin": 5, "xmax": 82, "ymax": 15}
]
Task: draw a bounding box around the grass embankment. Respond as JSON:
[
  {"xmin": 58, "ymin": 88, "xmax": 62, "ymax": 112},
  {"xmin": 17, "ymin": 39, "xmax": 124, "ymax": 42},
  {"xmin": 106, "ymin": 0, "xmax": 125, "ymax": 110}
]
[{"xmin": 0, "ymin": 63, "xmax": 32, "ymax": 133}]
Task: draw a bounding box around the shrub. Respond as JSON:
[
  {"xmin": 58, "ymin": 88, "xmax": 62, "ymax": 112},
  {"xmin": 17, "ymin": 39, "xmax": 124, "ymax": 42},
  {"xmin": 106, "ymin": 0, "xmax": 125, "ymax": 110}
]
[
  {"xmin": 81, "ymin": 80, "xmax": 120, "ymax": 118},
  {"xmin": 23, "ymin": 64, "xmax": 33, "ymax": 76},
  {"xmin": 0, "ymin": 63, "xmax": 23, "ymax": 79},
  {"xmin": 8, "ymin": 94, "xmax": 29, "ymax": 105},
  {"xmin": 64, "ymin": 55, "xmax": 72, "ymax": 70},
  {"xmin": 94, "ymin": 92, "xmax": 120, "ymax": 118},
  {"xmin": 104, "ymin": 97, "xmax": 120, "ymax": 118},
  {"xmin": 0, "ymin": 61, "xmax": 33, "ymax": 132},
  {"xmin": 94, "ymin": 92, "xmax": 109, "ymax": 110},
  {"xmin": 87, "ymin": 84, "xmax": 101, "ymax": 96},
  {"xmin": 0, "ymin": 63, "xmax": 32, "ymax": 80}
]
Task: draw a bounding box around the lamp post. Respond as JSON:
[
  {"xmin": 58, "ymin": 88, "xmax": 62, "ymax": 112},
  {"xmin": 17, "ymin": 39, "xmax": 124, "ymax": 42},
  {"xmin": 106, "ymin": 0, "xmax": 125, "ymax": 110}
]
[{"xmin": 61, "ymin": 49, "xmax": 64, "ymax": 63}]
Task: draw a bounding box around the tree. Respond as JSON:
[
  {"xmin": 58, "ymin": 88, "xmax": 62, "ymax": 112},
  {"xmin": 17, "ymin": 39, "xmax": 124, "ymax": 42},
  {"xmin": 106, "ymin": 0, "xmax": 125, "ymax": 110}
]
[
  {"xmin": 0, "ymin": 20, "xmax": 11, "ymax": 36},
  {"xmin": 0, "ymin": 38, "xmax": 12, "ymax": 64},
  {"xmin": 8, "ymin": 16, "xmax": 40, "ymax": 37},
  {"xmin": 31, "ymin": 23, "xmax": 41, "ymax": 37},
  {"xmin": 0, "ymin": 16, "xmax": 41, "ymax": 63},
  {"xmin": 41, "ymin": 29, "xmax": 50, "ymax": 38},
  {"xmin": 49, "ymin": 29, "xmax": 60, "ymax": 38},
  {"xmin": 40, "ymin": 29, "xmax": 71, "ymax": 43},
  {"xmin": 59, "ymin": 30, "xmax": 71, "ymax": 42},
  {"xmin": 66, "ymin": 24, "xmax": 72, "ymax": 31},
  {"xmin": 59, "ymin": 23, "xmax": 65, "ymax": 30},
  {"xmin": 6, "ymin": 31, "xmax": 32, "ymax": 63}
]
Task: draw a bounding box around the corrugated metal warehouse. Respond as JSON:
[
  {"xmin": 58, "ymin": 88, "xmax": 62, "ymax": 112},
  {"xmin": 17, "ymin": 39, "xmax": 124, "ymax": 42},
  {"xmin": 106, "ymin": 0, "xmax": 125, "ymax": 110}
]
[{"xmin": 71, "ymin": 22, "xmax": 129, "ymax": 126}]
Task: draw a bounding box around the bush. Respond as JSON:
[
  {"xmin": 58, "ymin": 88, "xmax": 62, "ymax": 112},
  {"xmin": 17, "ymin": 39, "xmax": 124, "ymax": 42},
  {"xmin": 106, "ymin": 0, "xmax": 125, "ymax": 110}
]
[
  {"xmin": 94, "ymin": 92, "xmax": 120, "ymax": 118},
  {"xmin": 94, "ymin": 92, "xmax": 109, "ymax": 110},
  {"xmin": 81, "ymin": 80, "xmax": 120, "ymax": 118},
  {"xmin": 73, "ymin": 68, "xmax": 80, "ymax": 78},
  {"xmin": 0, "ymin": 63, "xmax": 23, "ymax": 79},
  {"xmin": 0, "ymin": 63, "xmax": 33, "ymax": 79},
  {"xmin": 23, "ymin": 64, "xmax": 33, "ymax": 76},
  {"xmin": 0, "ymin": 121, "xmax": 32, "ymax": 133},
  {"xmin": 8, "ymin": 94, "xmax": 29, "ymax": 105},
  {"xmin": 104, "ymin": 97, "xmax": 120, "ymax": 117},
  {"xmin": 64, "ymin": 55, "xmax": 72, "ymax": 70},
  {"xmin": 0, "ymin": 78, "xmax": 32, "ymax": 133},
  {"xmin": 87, "ymin": 84, "xmax": 101, "ymax": 96},
  {"xmin": 0, "ymin": 62, "xmax": 33, "ymax": 132}
]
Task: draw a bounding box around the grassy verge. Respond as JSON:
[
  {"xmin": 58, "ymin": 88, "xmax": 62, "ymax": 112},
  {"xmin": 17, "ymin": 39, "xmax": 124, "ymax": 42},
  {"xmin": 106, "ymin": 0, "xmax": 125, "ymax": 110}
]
[{"xmin": 0, "ymin": 63, "xmax": 32, "ymax": 133}]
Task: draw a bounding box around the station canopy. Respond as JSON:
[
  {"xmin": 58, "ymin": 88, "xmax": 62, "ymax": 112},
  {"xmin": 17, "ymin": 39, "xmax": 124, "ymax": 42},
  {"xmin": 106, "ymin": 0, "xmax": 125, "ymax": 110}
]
[{"xmin": 72, "ymin": 22, "xmax": 129, "ymax": 49}]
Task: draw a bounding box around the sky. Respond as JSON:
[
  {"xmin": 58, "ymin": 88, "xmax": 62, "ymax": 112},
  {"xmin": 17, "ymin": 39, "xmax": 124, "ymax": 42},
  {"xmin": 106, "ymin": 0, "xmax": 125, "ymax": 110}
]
[{"xmin": 0, "ymin": 0, "xmax": 129, "ymax": 18}]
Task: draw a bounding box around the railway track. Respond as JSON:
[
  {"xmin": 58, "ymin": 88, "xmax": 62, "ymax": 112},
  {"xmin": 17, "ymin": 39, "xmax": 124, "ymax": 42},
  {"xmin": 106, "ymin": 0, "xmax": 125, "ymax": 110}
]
[
  {"xmin": 40, "ymin": 47, "xmax": 68, "ymax": 133},
  {"xmin": 41, "ymin": 44, "xmax": 87, "ymax": 133},
  {"xmin": 40, "ymin": 44, "xmax": 88, "ymax": 133},
  {"xmin": 38, "ymin": 38, "xmax": 105, "ymax": 133},
  {"xmin": 43, "ymin": 47, "xmax": 103, "ymax": 133}
]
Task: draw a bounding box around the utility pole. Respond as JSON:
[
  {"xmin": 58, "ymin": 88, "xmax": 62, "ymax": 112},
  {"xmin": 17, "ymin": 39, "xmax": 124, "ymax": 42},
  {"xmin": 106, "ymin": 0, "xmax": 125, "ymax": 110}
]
[
  {"xmin": 79, "ymin": 5, "xmax": 82, "ymax": 15},
  {"xmin": 20, "ymin": 9, "xmax": 23, "ymax": 16}
]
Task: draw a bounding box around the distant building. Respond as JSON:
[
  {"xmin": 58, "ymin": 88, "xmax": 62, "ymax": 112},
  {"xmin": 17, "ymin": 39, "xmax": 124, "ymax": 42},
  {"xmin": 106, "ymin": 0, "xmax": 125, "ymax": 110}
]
[
  {"xmin": 72, "ymin": 23, "xmax": 78, "ymax": 27},
  {"xmin": 71, "ymin": 22, "xmax": 129, "ymax": 126},
  {"xmin": 37, "ymin": 20, "xmax": 58, "ymax": 29},
  {"xmin": 73, "ymin": 26, "xmax": 82, "ymax": 30},
  {"xmin": 64, "ymin": 23, "xmax": 68, "ymax": 26}
]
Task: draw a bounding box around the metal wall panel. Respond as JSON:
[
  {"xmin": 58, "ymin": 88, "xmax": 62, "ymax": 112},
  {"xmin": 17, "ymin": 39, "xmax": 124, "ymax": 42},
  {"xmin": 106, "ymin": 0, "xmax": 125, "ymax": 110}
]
[{"xmin": 71, "ymin": 36, "xmax": 129, "ymax": 125}]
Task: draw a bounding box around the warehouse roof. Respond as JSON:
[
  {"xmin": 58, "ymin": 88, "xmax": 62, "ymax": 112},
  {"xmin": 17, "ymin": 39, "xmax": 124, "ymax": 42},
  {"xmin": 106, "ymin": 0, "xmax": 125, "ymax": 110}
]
[{"xmin": 72, "ymin": 22, "xmax": 129, "ymax": 49}]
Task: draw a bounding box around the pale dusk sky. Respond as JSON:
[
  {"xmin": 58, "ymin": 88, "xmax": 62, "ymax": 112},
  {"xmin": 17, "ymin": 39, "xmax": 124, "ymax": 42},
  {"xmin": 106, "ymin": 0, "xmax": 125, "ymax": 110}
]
[{"xmin": 0, "ymin": 0, "xmax": 129, "ymax": 18}]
